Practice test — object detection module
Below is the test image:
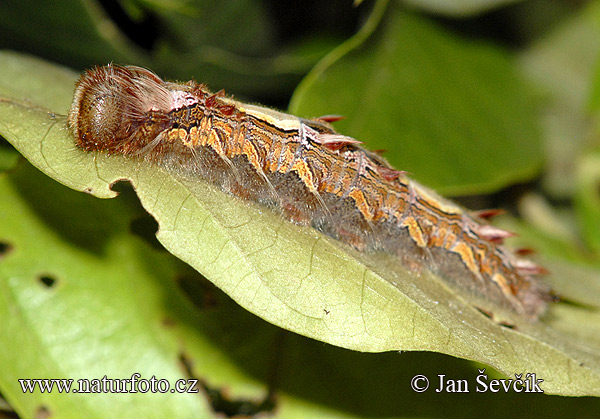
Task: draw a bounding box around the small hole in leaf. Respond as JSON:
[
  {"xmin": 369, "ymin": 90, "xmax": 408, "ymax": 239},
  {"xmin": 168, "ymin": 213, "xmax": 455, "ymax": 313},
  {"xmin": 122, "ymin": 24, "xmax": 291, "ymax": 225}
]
[
  {"xmin": 0, "ymin": 241, "xmax": 13, "ymax": 260},
  {"xmin": 161, "ymin": 317, "xmax": 176, "ymax": 328},
  {"xmin": 38, "ymin": 274, "xmax": 57, "ymax": 288},
  {"xmin": 179, "ymin": 352, "xmax": 276, "ymax": 417},
  {"xmin": 34, "ymin": 405, "xmax": 51, "ymax": 419}
]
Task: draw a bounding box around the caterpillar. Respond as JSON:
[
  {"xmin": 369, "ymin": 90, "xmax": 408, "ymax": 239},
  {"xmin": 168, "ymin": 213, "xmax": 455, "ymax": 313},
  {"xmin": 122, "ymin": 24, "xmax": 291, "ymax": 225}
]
[{"xmin": 67, "ymin": 64, "xmax": 553, "ymax": 321}]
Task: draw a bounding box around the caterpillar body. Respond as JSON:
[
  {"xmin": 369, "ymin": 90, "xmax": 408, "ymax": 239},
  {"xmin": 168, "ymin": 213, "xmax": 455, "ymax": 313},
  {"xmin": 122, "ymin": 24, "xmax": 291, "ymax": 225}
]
[{"xmin": 68, "ymin": 65, "xmax": 552, "ymax": 321}]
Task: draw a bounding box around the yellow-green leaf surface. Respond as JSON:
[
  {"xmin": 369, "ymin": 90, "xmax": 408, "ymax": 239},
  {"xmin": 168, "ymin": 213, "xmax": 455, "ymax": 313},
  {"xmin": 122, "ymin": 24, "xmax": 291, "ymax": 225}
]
[{"xmin": 1, "ymin": 46, "xmax": 600, "ymax": 412}]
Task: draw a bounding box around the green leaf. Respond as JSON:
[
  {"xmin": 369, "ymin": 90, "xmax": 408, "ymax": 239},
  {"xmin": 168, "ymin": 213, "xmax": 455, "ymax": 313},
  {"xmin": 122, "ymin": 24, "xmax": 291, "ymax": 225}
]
[
  {"xmin": 3, "ymin": 166, "xmax": 598, "ymax": 418},
  {"xmin": 515, "ymin": 0, "xmax": 600, "ymax": 276},
  {"xmin": 1, "ymin": 48, "xmax": 600, "ymax": 405},
  {"xmin": 575, "ymin": 149, "xmax": 600, "ymax": 254},
  {"xmin": 399, "ymin": 0, "xmax": 523, "ymax": 16},
  {"xmin": 518, "ymin": 0, "xmax": 600, "ymax": 199},
  {"xmin": 133, "ymin": 0, "xmax": 274, "ymax": 55},
  {"xmin": 290, "ymin": 3, "xmax": 543, "ymax": 196},
  {"xmin": 0, "ymin": 141, "xmax": 19, "ymax": 172},
  {"xmin": 0, "ymin": 164, "xmax": 214, "ymax": 418},
  {"xmin": 586, "ymin": 1, "xmax": 600, "ymax": 113},
  {"xmin": 0, "ymin": 0, "xmax": 335, "ymax": 100},
  {"xmin": 3, "ymin": 168, "xmax": 600, "ymax": 419}
]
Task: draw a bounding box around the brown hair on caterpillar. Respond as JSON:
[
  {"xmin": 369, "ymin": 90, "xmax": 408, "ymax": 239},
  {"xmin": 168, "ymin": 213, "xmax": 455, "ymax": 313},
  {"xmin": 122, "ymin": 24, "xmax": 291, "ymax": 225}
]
[{"xmin": 68, "ymin": 64, "xmax": 554, "ymax": 321}]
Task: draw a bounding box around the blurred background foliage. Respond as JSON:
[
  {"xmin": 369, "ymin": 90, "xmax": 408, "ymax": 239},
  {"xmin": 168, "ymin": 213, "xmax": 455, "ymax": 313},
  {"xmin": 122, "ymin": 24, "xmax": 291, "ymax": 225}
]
[
  {"xmin": 0, "ymin": 0, "xmax": 362, "ymax": 103},
  {"xmin": 1, "ymin": 0, "xmax": 598, "ymax": 195},
  {"xmin": 1, "ymin": 0, "xmax": 600, "ymax": 417}
]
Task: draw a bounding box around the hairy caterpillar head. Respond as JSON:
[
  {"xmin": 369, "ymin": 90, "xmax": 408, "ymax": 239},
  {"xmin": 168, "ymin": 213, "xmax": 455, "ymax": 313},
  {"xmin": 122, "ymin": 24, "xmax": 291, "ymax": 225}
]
[{"xmin": 68, "ymin": 65, "xmax": 172, "ymax": 153}]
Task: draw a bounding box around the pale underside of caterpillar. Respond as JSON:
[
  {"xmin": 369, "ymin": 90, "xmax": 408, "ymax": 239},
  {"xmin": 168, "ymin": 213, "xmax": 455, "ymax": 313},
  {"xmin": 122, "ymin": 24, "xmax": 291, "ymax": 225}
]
[{"xmin": 67, "ymin": 65, "xmax": 553, "ymax": 321}]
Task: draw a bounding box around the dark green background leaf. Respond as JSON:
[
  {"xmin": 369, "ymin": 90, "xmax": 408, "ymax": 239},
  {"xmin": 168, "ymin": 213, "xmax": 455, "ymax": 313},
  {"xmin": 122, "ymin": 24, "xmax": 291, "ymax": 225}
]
[
  {"xmin": 0, "ymin": 0, "xmax": 346, "ymax": 101},
  {"xmin": 291, "ymin": 3, "xmax": 543, "ymax": 195},
  {"xmin": 400, "ymin": 0, "xmax": 522, "ymax": 16}
]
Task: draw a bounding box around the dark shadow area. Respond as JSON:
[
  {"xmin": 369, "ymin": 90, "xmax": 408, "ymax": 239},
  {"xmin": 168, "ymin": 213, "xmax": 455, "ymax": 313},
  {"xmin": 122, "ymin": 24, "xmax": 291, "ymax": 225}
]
[
  {"xmin": 175, "ymin": 272, "xmax": 221, "ymax": 311},
  {"xmin": 0, "ymin": 390, "xmax": 19, "ymax": 419},
  {"xmin": 432, "ymin": 0, "xmax": 585, "ymax": 48},
  {"xmin": 97, "ymin": 0, "xmax": 159, "ymax": 51},
  {"xmin": 263, "ymin": 0, "xmax": 363, "ymax": 44},
  {"xmin": 129, "ymin": 213, "xmax": 163, "ymax": 251},
  {"xmin": 10, "ymin": 163, "xmax": 150, "ymax": 255}
]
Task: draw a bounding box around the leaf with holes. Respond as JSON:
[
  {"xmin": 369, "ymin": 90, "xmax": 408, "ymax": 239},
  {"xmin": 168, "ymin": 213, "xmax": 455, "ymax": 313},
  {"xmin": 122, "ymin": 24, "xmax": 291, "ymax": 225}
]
[{"xmin": 1, "ymin": 45, "xmax": 600, "ymax": 405}]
